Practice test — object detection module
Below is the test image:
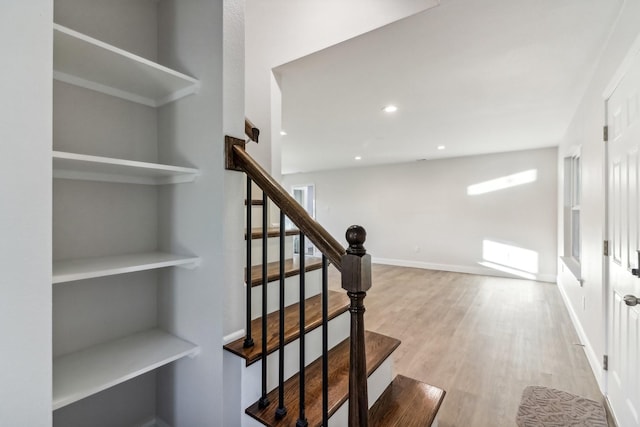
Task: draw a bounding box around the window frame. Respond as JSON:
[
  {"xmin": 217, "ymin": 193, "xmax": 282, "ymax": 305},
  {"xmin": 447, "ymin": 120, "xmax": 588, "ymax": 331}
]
[{"xmin": 564, "ymin": 148, "xmax": 581, "ymax": 266}]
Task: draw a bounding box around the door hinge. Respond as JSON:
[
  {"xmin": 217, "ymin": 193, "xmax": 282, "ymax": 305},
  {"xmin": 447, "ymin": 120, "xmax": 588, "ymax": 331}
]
[
  {"xmin": 603, "ymin": 354, "xmax": 609, "ymax": 371},
  {"xmin": 604, "ymin": 240, "xmax": 610, "ymax": 257},
  {"xmin": 604, "ymin": 125, "xmax": 609, "ymax": 142}
]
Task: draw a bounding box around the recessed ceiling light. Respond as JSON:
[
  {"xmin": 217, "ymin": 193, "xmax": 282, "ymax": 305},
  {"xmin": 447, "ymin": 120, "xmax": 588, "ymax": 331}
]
[
  {"xmin": 437, "ymin": 145, "xmax": 446, "ymax": 150},
  {"xmin": 280, "ymin": 130, "xmax": 287, "ymax": 136},
  {"xmin": 355, "ymin": 156, "xmax": 362, "ymax": 160},
  {"xmin": 382, "ymin": 105, "xmax": 398, "ymax": 113}
]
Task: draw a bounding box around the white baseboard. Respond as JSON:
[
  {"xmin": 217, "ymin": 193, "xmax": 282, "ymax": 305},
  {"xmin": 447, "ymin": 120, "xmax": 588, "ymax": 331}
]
[
  {"xmin": 372, "ymin": 257, "xmax": 557, "ymax": 283},
  {"xmin": 556, "ymin": 277, "xmax": 605, "ymax": 391},
  {"xmin": 223, "ymin": 328, "xmax": 246, "ymax": 345}
]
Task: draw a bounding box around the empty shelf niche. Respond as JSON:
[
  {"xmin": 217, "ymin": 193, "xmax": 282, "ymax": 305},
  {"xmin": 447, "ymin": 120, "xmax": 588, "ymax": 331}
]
[
  {"xmin": 53, "ymin": 24, "xmax": 200, "ymax": 107},
  {"xmin": 53, "ymin": 329, "xmax": 199, "ymax": 410}
]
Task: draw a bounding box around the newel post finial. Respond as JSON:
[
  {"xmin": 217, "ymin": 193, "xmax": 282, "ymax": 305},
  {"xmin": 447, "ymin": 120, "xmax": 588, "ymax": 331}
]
[
  {"xmin": 346, "ymin": 225, "xmax": 367, "ymax": 256},
  {"xmin": 342, "ymin": 225, "xmax": 371, "ymax": 427}
]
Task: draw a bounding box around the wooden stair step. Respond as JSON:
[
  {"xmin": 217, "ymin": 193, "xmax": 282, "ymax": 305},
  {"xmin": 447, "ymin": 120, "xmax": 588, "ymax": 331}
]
[
  {"xmin": 245, "ymin": 199, "xmax": 264, "ymax": 206},
  {"xmin": 245, "ymin": 227, "xmax": 300, "ymax": 240},
  {"xmin": 369, "ymin": 375, "xmax": 445, "ymax": 427},
  {"xmin": 223, "ymin": 290, "xmax": 349, "ymax": 365},
  {"xmin": 245, "ymin": 331, "xmax": 401, "ymax": 427},
  {"xmin": 246, "ymin": 256, "xmax": 323, "ymax": 287}
]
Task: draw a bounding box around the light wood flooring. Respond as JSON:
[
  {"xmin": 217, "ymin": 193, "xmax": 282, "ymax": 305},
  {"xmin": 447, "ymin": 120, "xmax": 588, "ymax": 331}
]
[{"xmin": 329, "ymin": 264, "xmax": 606, "ymax": 427}]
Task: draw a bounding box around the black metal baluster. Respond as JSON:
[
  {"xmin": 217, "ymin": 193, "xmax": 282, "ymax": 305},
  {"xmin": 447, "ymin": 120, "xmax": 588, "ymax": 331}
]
[
  {"xmin": 296, "ymin": 234, "xmax": 308, "ymax": 427},
  {"xmin": 258, "ymin": 191, "xmax": 269, "ymax": 408},
  {"xmin": 244, "ymin": 178, "xmax": 254, "ymax": 348},
  {"xmin": 275, "ymin": 211, "xmax": 287, "ymax": 419},
  {"xmin": 322, "ymin": 255, "xmax": 329, "ymax": 426}
]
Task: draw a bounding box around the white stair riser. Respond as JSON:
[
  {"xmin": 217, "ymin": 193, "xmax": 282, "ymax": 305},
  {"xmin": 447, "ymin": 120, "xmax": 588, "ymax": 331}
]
[
  {"xmin": 250, "ymin": 268, "xmax": 322, "ymax": 319},
  {"xmin": 246, "ymin": 199, "xmax": 287, "ymax": 230},
  {"xmin": 237, "ymin": 311, "xmax": 350, "ymax": 417},
  {"xmin": 248, "ymin": 234, "xmax": 295, "ymax": 266},
  {"xmin": 249, "ymin": 204, "xmax": 266, "ymax": 229},
  {"xmin": 249, "ymin": 207, "xmax": 288, "ymax": 230},
  {"xmin": 325, "ymin": 356, "xmax": 394, "ymax": 427},
  {"xmin": 247, "ymin": 182, "xmax": 277, "ymax": 229},
  {"xmin": 247, "ymin": 179, "xmax": 267, "ymax": 229}
]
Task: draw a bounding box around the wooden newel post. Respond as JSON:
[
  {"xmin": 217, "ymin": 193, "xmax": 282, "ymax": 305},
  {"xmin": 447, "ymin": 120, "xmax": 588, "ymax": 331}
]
[{"xmin": 342, "ymin": 225, "xmax": 372, "ymax": 427}]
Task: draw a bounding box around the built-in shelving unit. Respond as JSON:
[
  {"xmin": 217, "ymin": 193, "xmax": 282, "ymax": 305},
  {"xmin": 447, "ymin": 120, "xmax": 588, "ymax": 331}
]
[
  {"xmin": 53, "ymin": 329, "xmax": 199, "ymax": 410},
  {"xmin": 53, "ymin": 252, "xmax": 200, "ymax": 284},
  {"xmin": 51, "ymin": 23, "xmax": 202, "ymax": 410},
  {"xmin": 53, "ymin": 23, "xmax": 200, "ymax": 107},
  {"xmin": 53, "ymin": 151, "xmax": 200, "ymax": 185}
]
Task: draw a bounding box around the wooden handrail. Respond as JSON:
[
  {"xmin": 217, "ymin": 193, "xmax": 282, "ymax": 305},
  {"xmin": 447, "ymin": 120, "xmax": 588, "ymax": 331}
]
[
  {"xmin": 245, "ymin": 118, "xmax": 260, "ymax": 143},
  {"xmin": 226, "ymin": 136, "xmax": 345, "ymax": 269}
]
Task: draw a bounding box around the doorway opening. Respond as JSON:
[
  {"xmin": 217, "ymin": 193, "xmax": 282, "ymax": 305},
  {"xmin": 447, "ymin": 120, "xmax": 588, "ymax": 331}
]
[{"xmin": 291, "ymin": 184, "xmax": 316, "ymax": 256}]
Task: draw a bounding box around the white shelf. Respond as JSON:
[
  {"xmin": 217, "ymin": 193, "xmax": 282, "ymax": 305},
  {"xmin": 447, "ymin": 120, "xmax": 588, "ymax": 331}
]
[
  {"xmin": 53, "ymin": 24, "xmax": 200, "ymax": 107},
  {"xmin": 53, "ymin": 151, "xmax": 200, "ymax": 185},
  {"xmin": 53, "ymin": 329, "xmax": 198, "ymax": 410},
  {"xmin": 53, "ymin": 252, "xmax": 200, "ymax": 284}
]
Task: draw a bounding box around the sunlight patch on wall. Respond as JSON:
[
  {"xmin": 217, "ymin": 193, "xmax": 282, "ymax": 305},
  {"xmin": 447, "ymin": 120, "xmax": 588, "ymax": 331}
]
[
  {"xmin": 467, "ymin": 169, "xmax": 538, "ymax": 195},
  {"xmin": 479, "ymin": 239, "xmax": 539, "ymax": 280}
]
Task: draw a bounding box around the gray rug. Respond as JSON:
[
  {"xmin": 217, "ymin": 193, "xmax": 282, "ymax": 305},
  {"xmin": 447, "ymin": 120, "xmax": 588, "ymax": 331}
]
[{"xmin": 516, "ymin": 386, "xmax": 608, "ymax": 427}]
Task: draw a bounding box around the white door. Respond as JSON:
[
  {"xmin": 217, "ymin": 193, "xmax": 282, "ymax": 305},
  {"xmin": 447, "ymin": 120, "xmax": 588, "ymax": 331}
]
[{"xmin": 607, "ymin": 46, "xmax": 640, "ymax": 427}]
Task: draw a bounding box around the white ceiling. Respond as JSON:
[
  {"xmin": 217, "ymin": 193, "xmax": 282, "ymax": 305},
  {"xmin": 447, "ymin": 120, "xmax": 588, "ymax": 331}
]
[{"xmin": 275, "ymin": 0, "xmax": 623, "ymax": 174}]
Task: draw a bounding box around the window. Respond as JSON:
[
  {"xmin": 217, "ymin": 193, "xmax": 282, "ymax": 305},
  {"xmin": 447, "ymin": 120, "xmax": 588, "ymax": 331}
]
[{"xmin": 564, "ymin": 150, "xmax": 581, "ymax": 264}]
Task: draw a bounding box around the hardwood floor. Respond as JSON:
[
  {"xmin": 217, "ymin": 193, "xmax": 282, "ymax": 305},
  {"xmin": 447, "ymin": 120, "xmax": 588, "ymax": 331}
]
[{"xmin": 329, "ymin": 264, "xmax": 605, "ymax": 427}]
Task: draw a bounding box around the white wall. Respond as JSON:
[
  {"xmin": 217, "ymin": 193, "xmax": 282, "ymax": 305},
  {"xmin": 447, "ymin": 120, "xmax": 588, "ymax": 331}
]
[
  {"xmin": 222, "ymin": 0, "xmax": 246, "ymax": 345},
  {"xmin": 222, "ymin": 1, "xmax": 247, "ymax": 425},
  {"xmin": 156, "ymin": 0, "xmax": 228, "ymax": 425},
  {"xmin": 284, "ymin": 147, "xmax": 558, "ymax": 282},
  {"xmin": 557, "ymin": 0, "xmax": 640, "ymax": 390},
  {"xmin": 245, "ymin": 0, "xmax": 439, "ymax": 173},
  {"xmin": 0, "ymin": 1, "xmax": 53, "ymax": 426}
]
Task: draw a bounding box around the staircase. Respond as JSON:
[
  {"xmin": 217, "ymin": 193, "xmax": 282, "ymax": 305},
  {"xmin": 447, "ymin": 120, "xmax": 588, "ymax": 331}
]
[{"xmin": 223, "ymin": 126, "xmax": 445, "ymax": 426}]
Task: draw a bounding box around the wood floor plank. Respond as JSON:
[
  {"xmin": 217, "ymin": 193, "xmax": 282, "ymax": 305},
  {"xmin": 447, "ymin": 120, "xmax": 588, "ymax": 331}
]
[
  {"xmin": 245, "ymin": 331, "xmax": 400, "ymax": 427},
  {"xmin": 328, "ymin": 264, "xmax": 607, "ymax": 427},
  {"xmin": 369, "ymin": 375, "xmax": 445, "ymax": 427},
  {"xmin": 223, "ymin": 291, "xmax": 349, "ymax": 365},
  {"xmin": 247, "ymin": 256, "xmax": 323, "ymax": 287}
]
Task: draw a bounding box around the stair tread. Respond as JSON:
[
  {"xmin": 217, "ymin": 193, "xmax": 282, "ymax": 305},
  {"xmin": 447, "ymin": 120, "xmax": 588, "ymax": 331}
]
[
  {"xmin": 246, "ymin": 256, "xmax": 323, "ymax": 287},
  {"xmin": 245, "ymin": 330, "xmax": 401, "ymax": 427},
  {"xmin": 223, "ymin": 291, "xmax": 349, "ymax": 365},
  {"xmin": 245, "ymin": 199, "xmax": 264, "ymax": 205},
  {"xmin": 369, "ymin": 375, "xmax": 445, "ymax": 427},
  {"xmin": 245, "ymin": 227, "xmax": 300, "ymax": 239}
]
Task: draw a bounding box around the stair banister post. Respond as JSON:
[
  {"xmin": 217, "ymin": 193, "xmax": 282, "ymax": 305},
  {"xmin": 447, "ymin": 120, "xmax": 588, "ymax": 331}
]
[{"xmin": 341, "ymin": 225, "xmax": 371, "ymax": 427}]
